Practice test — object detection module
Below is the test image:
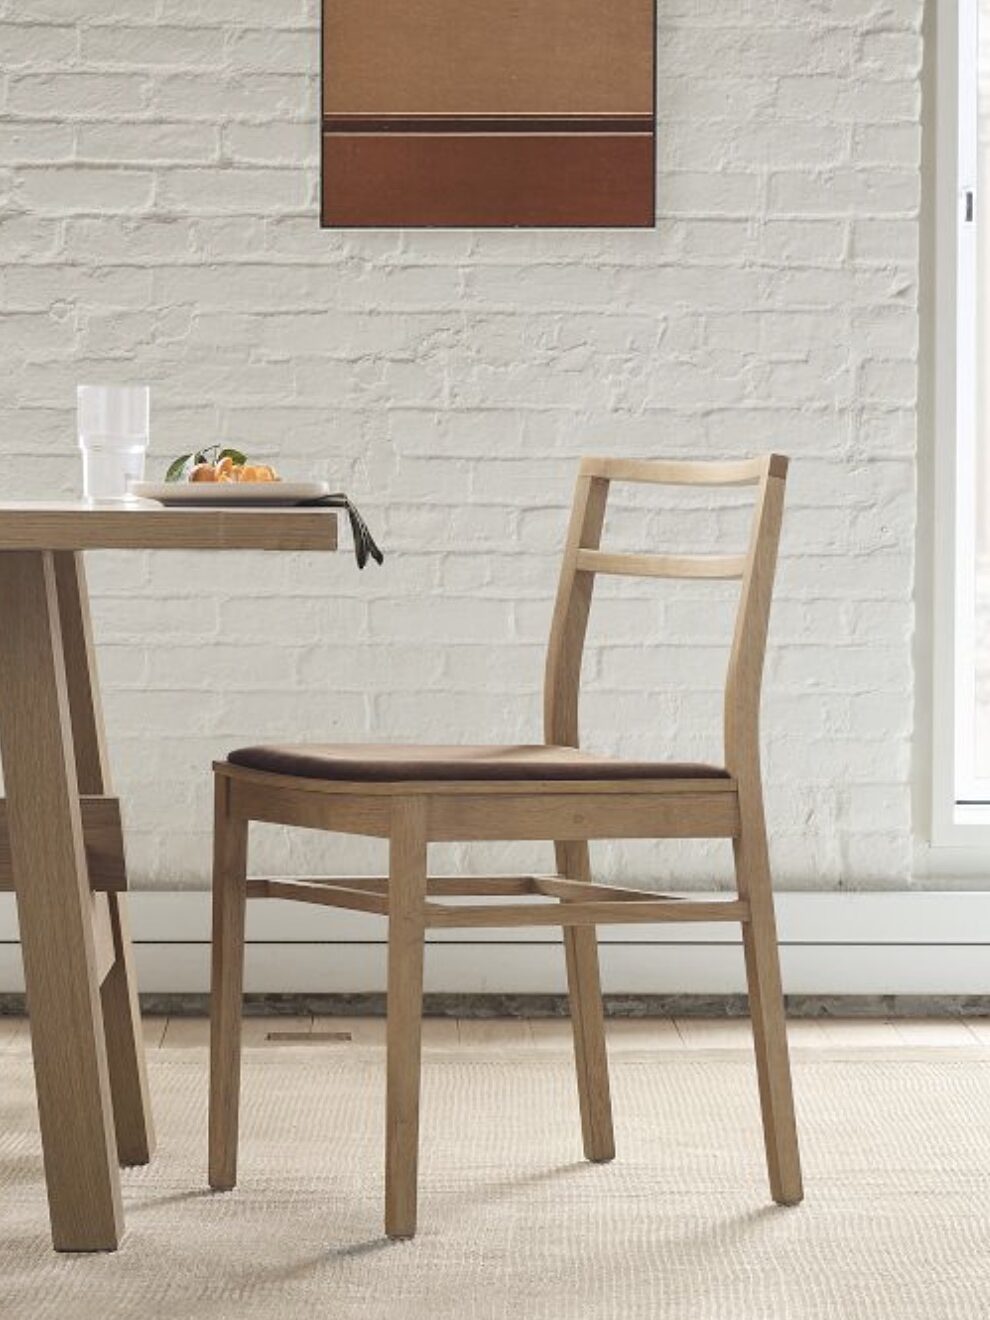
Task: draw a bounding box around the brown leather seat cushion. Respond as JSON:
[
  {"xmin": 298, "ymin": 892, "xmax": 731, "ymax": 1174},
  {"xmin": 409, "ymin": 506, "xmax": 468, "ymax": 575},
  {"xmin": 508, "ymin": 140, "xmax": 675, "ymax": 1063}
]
[{"xmin": 226, "ymin": 743, "xmax": 731, "ymax": 784}]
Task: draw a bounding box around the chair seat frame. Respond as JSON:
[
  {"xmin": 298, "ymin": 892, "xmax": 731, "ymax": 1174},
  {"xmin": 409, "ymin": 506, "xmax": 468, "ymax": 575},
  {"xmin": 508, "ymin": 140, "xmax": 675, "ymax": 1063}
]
[{"xmin": 208, "ymin": 454, "xmax": 803, "ymax": 1241}]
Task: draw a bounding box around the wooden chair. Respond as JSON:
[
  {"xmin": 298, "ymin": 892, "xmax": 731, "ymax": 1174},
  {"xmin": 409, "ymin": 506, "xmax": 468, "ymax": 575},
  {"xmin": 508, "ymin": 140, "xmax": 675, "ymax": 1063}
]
[{"xmin": 208, "ymin": 454, "xmax": 802, "ymax": 1239}]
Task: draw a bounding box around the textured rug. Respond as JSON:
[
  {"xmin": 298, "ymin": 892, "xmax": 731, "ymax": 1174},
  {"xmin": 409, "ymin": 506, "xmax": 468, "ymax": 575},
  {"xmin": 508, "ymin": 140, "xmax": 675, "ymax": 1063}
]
[{"xmin": 2, "ymin": 1047, "xmax": 990, "ymax": 1320}]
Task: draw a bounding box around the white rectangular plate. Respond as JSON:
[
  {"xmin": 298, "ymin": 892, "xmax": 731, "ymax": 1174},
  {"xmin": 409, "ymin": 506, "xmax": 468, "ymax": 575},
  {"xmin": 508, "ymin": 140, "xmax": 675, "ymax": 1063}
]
[{"xmin": 131, "ymin": 480, "xmax": 331, "ymax": 507}]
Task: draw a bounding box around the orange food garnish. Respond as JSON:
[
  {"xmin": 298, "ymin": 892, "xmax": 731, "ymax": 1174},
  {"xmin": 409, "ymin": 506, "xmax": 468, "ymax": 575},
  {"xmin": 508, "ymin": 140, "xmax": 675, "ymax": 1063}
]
[
  {"xmin": 181, "ymin": 453, "xmax": 281, "ymax": 483},
  {"xmin": 234, "ymin": 462, "xmax": 278, "ymax": 483}
]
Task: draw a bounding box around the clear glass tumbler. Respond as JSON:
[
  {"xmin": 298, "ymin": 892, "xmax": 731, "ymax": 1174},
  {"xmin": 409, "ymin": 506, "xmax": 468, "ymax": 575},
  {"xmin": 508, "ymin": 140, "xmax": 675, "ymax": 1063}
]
[{"xmin": 77, "ymin": 385, "xmax": 150, "ymax": 502}]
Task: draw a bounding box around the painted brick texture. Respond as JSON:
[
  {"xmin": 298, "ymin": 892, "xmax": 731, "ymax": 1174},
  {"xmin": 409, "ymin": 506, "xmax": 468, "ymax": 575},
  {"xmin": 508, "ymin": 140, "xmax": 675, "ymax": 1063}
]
[{"xmin": 0, "ymin": 0, "xmax": 922, "ymax": 891}]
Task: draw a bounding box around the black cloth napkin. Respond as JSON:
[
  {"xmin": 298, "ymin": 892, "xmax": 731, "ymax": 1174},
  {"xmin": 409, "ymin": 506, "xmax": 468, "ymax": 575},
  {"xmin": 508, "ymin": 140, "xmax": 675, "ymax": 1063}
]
[{"xmin": 298, "ymin": 494, "xmax": 384, "ymax": 569}]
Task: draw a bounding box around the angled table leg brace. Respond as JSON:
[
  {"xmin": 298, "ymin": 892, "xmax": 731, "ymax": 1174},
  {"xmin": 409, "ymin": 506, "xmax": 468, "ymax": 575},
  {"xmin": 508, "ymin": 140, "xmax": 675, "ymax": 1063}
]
[
  {"xmin": 0, "ymin": 551, "xmax": 153, "ymax": 1251},
  {"xmin": 54, "ymin": 552, "xmax": 154, "ymax": 1169}
]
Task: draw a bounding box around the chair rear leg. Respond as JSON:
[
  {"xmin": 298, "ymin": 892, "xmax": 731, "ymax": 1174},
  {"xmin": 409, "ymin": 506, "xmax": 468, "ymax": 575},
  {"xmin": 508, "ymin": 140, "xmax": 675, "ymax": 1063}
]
[
  {"xmin": 556, "ymin": 841, "xmax": 615, "ymax": 1163},
  {"xmin": 734, "ymin": 820, "xmax": 803, "ymax": 1206},
  {"xmin": 208, "ymin": 775, "xmax": 249, "ymax": 1191},
  {"xmin": 385, "ymin": 799, "xmax": 429, "ymax": 1239}
]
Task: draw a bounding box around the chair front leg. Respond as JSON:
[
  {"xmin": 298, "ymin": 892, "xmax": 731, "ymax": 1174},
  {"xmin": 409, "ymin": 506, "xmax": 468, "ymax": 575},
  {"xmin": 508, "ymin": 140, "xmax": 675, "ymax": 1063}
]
[
  {"xmin": 734, "ymin": 801, "xmax": 803, "ymax": 1206},
  {"xmin": 556, "ymin": 840, "xmax": 615, "ymax": 1162},
  {"xmin": 208, "ymin": 775, "xmax": 249, "ymax": 1192},
  {"xmin": 385, "ymin": 798, "xmax": 429, "ymax": 1239}
]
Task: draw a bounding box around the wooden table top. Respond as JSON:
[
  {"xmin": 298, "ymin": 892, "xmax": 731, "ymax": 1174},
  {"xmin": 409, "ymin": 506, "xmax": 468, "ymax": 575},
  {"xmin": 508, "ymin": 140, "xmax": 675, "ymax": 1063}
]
[{"xmin": 0, "ymin": 502, "xmax": 338, "ymax": 552}]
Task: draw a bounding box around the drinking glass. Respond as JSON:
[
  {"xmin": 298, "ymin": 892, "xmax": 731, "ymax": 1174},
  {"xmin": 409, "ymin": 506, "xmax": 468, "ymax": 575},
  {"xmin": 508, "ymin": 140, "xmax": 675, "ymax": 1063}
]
[{"xmin": 77, "ymin": 385, "xmax": 149, "ymax": 502}]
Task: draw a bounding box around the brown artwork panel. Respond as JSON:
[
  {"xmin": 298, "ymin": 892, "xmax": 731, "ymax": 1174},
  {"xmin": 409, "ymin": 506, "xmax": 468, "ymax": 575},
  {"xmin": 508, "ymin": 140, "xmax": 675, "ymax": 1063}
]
[
  {"xmin": 322, "ymin": 132, "xmax": 655, "ymax": 228},
  {"xmin": 323, "ymin": 0, "xmax": 655, "ymax": 117},
  {"xmin": 321, "ymin": 0, "xmax": 656, "ymax": 228}
]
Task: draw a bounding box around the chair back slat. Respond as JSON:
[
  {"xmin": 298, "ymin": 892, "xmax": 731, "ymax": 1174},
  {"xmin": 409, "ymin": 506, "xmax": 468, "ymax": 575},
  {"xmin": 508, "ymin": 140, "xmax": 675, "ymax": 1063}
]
[
  {"xmin": 579, "ymin": 456, "xmax": 781, "ymax": 486},
  {"xmin": 544, "ymin": 454, "xmax": 789, "ymax": 787},
  {"xmin": 575, "ymin": 550, "xmax": 747, "ymax": 581}
]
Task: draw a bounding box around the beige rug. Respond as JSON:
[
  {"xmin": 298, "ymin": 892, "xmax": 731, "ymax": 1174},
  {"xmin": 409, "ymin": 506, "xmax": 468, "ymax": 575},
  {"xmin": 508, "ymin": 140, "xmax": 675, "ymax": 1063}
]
[{"xmin": 2, "ymin": 1047, "xmax": 990, "ymax": 1319}]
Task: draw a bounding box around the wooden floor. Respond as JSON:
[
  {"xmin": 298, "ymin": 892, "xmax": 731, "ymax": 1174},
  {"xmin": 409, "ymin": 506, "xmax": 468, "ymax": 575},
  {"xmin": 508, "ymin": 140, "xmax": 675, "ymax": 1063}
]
[{"xmin": 2, "ymin": 1016, "xmax": 988, "ymax": 1053}]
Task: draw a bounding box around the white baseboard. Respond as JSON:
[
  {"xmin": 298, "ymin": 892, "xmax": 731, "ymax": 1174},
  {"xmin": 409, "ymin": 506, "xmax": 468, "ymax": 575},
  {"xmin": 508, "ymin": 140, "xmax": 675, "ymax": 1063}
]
[{"xmin": 1, "ymin": 890, "xmax": 989, "ymax": 996}]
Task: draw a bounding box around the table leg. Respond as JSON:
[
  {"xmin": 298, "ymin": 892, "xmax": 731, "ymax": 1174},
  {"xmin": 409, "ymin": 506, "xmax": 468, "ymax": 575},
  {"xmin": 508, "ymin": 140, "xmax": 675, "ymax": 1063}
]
[
  {"xmin": 53, "ymin": 551, "xmax": 155, "ymax": 1166},
  {"xmin": 0, "ymin": 550, "xmax": 122, "ymax": 1250}
]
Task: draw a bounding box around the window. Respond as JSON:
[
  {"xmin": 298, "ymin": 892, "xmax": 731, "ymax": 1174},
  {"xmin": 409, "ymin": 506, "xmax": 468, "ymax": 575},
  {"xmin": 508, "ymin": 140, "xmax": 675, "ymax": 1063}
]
[{"xmin": 933, "ymin": 0, "xmax": 990, "ymax": 840}]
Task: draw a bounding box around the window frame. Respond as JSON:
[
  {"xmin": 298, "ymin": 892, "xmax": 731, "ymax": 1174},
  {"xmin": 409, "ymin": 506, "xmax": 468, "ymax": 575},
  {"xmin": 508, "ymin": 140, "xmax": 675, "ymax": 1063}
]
[{"xmin": 931, "ymin": 0, "xmax": 990, "ymax": 844}]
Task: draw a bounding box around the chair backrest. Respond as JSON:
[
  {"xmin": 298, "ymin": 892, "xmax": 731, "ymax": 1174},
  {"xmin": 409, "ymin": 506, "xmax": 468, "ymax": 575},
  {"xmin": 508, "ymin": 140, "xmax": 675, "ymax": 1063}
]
[{"xmin": 543, "ymin": 454, "xmax": 789, "ymax": 784}]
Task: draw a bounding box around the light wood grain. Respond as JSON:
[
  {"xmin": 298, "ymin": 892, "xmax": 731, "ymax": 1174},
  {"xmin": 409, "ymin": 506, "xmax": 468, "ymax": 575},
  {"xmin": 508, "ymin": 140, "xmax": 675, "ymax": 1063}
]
[
  {"xmin": 675, "ymin": 1018, "xmax": 756, "ymax": 1049},
  {"xmin": 230, "ymin": 775, "xmax": 391, "ymax": 835},
  {"xmin": 544, "ymin": 469, "xmax": 608, "ymax": 750},
  {"xmin": 247, "ymin": 877, "xmax": 390, "ymax": 915},
  {"xmin": 247, "ymin": 1017, "xmax": 316, "ymax": 1046},
  {"xmin": 244, "ymin": 873, "xmax": 546, "ymax": 896},
  {"xmin": 0, "ymin": 503, "xmax": 337, "ymax": 553},
  {"xmin": 533, "ymin": 875, "xmax": 680, "ymax": 902},
  {"xmin": 425, "ymin": 791, "xmax": 739, "ymax": 841},
  {"xmin": 174, "ymin": 1015, "xmax": 312, "ymax": 1049},
  {"xmin": 727, "ymin": 467, "xmax": 802, "ymax": 1206},
  {"xmin": 208, "ymin": 774, "xmax": 250, "ymax": 1192},
  {"xmin": 384, "ymin": 798, "xmax": 429, "ymax": 1240},
  {"xmin": 311, "ymin": 1016, "xmax": 461, "ymax": 1048},
  {"xmin": 91, "ymin": 893, "xmax": 116, "ymax": 985},
  {"xmin": 52, "ymin": 553, "xmax": 111, "ymax": 789},
  {"xmin": 54, "ymin": 551, "xmax": 155, "ymax": 1168},
  {"xmin": 114, "ymin": 1014, "xmax": 990, "ymax": 1055},
  {"xmin": 161, "ymin": 1018, "xmax": 213, "ymax": 1048},
  {"xmin": 424, "ymin": 897, "xmax": 748, "ymax": 929},
  {"xmin": 605, "ymin": 1018, "xmax": 685, "ymax": 1050},
  {"xmin": 228, "ymin": 779, "xmax": 741, "ymax": 841},
  {"xmin": 0, "ymin": 796, "xmax": 126, "ymax": 891},
  {"xmin": 0, "ymin": 1017, "xmax": 31, "ymax": 1050},
  {"xmin": 780, "ymin": 1019, "xmax": 831, "ymax": 1047},
  {"xmin": 0, "ymin": 550, "xmax": 122, "ymax": 1250},
  {"xmin": 578, "ymin": 456, "xmax": 779, "ymax": 486},
  {"xmin": 458, "ymin": 1019, "xmax": 535, "ymax": 1048},
  {"xmin": 891, "ymin": 1018, "xmax": 980, "ymax": 1047},
  {"xmin": 576, "ymin": 550, "xmax": 747, "ymax": 580},
  {"xmin": 423, "ymin": 874, "xmax": 536, "ymax": 895},
  {"xmin": 141, "ymin": 1016, "xmax": 168, "ymax": 1049},
  {"xmin": 737, "ymin": 859, "xmax": 801, "ymax": 1206},
  {"xmin": 0, "ymin": 509, "xmax": 336, "ymax": 1250},
  {"xmin": 724, "ymin": 463, "xmax": 789, "ymax": 780},
  {"xmin": 239, "ymin": 873, "xmax": 745, "ymax": 929},
  {"xmin": 818, "ymin": 1019, "xmax": 902, "ymax": 1047},
  {"xmin": 214, "ymin": 453, "xmax": 799, "ymax": 1237},
  {"xmin": 99, "ymin": 894, "xmax": 155, "ymax": 1165},
  {"xmin": 963, "ymin": 1018, "xmax": 990, "ymax": 1046},
  {"xmin": 558, "ymin": 840, "xmax": 614, "ymax": 1162}
]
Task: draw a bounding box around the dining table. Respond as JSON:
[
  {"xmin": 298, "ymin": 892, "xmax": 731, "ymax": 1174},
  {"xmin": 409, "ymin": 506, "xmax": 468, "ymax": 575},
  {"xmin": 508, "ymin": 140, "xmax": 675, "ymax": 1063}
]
[{"xmin": 0, "ymin": 502, "xmax": 338, "ymax": 1251}]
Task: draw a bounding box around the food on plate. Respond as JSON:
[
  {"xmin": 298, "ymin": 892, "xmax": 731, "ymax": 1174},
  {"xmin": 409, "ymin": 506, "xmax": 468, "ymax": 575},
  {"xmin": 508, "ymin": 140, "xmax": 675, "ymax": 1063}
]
[{"xmin": 165, "ymin": 445, "xmax": 280, "ymax": 484}]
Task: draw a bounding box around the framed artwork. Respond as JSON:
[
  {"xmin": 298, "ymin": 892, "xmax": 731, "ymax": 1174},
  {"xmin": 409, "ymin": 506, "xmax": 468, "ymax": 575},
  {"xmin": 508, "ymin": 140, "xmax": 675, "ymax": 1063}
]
[{"xmin": 321, "ymin": 0, "xmax": 657, "ymax": 228}]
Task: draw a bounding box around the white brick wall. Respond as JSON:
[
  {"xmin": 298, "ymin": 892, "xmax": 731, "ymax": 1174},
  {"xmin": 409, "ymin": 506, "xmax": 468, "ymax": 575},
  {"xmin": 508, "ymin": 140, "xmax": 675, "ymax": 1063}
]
[{"xmin": 0, "ymin": 0, "xmax": 922, "ymax": 892}]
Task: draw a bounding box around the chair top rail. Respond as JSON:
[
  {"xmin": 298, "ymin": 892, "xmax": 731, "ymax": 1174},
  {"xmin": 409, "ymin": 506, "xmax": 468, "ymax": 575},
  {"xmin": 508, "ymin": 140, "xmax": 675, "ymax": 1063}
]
[
  {"xmin": 579, "ymin": 455, "xmax": 787, "ymax": 487},
  {"xmin": 576, "ymin": 550, "xmax": 747, "ymax": 580}
]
